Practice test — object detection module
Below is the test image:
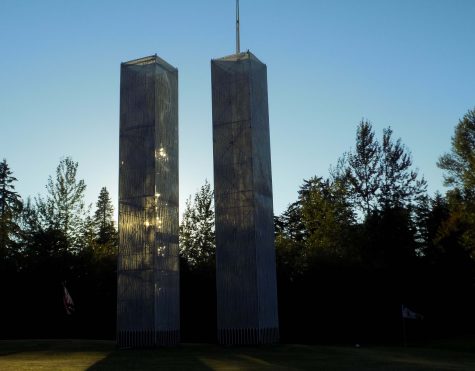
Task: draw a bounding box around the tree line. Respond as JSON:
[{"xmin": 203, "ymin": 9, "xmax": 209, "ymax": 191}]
[
  {"xmin": 0, "ymin": 157, "xmax": 117, "ymax": 338},
  {"xmin": 179, "ymin": 108, "xmax": 475, "ymax": 343},
  {"xmin": 1, "ymin": 108, "xmax": 474, "ymax": 342}
]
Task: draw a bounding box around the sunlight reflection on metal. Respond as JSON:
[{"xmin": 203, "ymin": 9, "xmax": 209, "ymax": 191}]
[
  {"xmin": 211, "ymin": 51, "xmax": 279, "ymax": 345},
  {"xmin": 117, "ymin": 55, "xmax": 179, "ymax": 348}
]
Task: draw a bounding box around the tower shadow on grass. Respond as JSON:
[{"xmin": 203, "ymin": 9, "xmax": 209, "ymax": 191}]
[
  {"xmin": 86, "ymin": 342, "xmax": 475, "ymax": 371},
  {"xmin": 86, "ymin": 345, "xmax": 213, "ymax": 371},
  {"xmin": 86, "ymin": 344, "xmax": 297, "ymax": 371}
]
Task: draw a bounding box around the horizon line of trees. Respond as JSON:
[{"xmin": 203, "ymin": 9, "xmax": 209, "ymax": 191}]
[
  {"xmin": 1, "ymin": 107, "xmax": 474, "ymax": 342},
  {"xmin": 180, "ymin": 108, "xmax": 475, "ymax": 271},
  {"xmin": 0, "ymin": 157, "xmax": 117, "ymax": 339},
  {"xmin": 179, "ymin": 107, "xmax": 475, "ymax": 343},
  {"xmin": 0, "ymin": 156, "xmax": 117, "ymax": 261}
]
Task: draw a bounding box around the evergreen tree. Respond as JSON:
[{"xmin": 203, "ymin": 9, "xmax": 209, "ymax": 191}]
[
  {"xmin": 363, "ymin": 205, "xmax": 418, "ymax": 268},
  {"xmin": 20, "ymin": 197, "xmax": 40, "ymax": 234},
  {"xmin": 275, "ymin": 176, "xmax": 357, "ymax": 276},
  {"xmin": 299, "ymin": 176, "xmax": 356, "ymax": 260},
  {"xmin": 334, "ymin": 121, "xmax": 427, "ymax": 266},
  {"xmin": 93, "ymin": 187, "xmax": 116, "ymax": 249},
  {"xmin": 18, "ymin": 197, "xmax": 42, "ymax": 261},
  {"xmin": 379, "ymin": 127, "xmax": 427, "ymax": 209},
  {"xmin": 0, "ymin": 159, "xmax": 23, "ymax": 259},
  {"xmin": 274, "ymin": 201, "xmax": 307, "ymax": 278},
  {"xmin": 344, "ymin": 120, "xmax": 381, "ymax": 217},
  {"xmin": 179, "ymin": 180, "xmax": 215, "ymax": 268},
  {"xmin": 340, "ymin": 121, "xmax": 426, "ymax": 217},
  {"xmin": 82, "ymin": 214, "xmax": 98, "ymax": 252},
  {"xmin": 275, "ymin": 201, "xmax": 306, "ymax": 243},
  {"xmin": 36, "ymin": 157, "xmax": 88, "ymax": 252}
]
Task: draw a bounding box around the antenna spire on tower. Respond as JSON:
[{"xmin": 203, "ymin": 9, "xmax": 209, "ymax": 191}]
[{"xmin": 236, "ymin": 0, "xmax": 240, "ymax": 54}]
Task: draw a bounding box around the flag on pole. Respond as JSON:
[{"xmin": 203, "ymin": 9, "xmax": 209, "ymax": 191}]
[
  {"xmin": 401, "ymin": 304, "xmax": 423, "ymax": 320},
  {"xmin": 63, "ymin": 283, "xmax": 75, "ymax": 315}
]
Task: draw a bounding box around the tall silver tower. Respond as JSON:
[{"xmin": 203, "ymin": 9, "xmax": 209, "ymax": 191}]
[
  {"xmin": 211, "ymin": 4, "xmax": 279, "ymax": 343},
  {"xmin": 117, "ymin": 55, "xmax": 179, "ymax": 347}
]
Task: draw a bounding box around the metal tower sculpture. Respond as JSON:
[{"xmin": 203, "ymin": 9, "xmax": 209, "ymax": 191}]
[
  {"xmin": 117, "ymin": 55, "xmax": 179, "ymax": 347},
  {"xmin": 211, "ymin": 1, "xmax": 279, "ymax": 345}
]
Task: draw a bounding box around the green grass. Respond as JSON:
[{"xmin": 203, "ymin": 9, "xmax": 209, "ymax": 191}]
[{"xmin": 0, "ymin": 338, "xmax": 475, "ymax": 370}]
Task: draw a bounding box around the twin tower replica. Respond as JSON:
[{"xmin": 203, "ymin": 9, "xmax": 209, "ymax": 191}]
[{"xmin": 118, "ymin": 52, "xmax": 278, "ymax": 347}]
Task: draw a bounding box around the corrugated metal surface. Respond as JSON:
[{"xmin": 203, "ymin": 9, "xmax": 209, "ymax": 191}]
[
  {"xmin": 117, "ymin": 55, "xmax": 179, "ymax": 347},
  {"xmin": 211, "ymin": 51, "xmax": 279, "ymax": 345}
]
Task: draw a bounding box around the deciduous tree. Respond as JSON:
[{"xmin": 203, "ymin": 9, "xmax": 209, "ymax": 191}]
[
  {"xmin": 36, "ymin": 157, "xmax": 88, "ymax": 252},
  {"xmin": 179, "ymin": 180, "xmax": 215, "ymax": 268},
  {"xmin": 438, "ymin": 108, "xmax": 475, "ymax": 254},
  {"xmin": 438, "ymin": 108, "xmax": 475, "ymax": 196}
]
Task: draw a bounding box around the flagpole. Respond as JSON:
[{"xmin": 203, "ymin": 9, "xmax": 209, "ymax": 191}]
[{"xmin": 401, "ymin": 304, "xmax": 407, "ymax": 347}]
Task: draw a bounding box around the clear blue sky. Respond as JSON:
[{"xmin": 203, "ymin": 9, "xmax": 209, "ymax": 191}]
[{"xmin": 1, "ymin": 0, "xmax": 474, "ymax": 220}]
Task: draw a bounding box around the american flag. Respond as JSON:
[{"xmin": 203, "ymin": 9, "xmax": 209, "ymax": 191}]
[
  {"xmin": 63, "ymin": 284, "xmax": 75, "ymax": 315},
  {"xmin": 401, "ymin": 304, "xmax": 423, "ymax": 320}
]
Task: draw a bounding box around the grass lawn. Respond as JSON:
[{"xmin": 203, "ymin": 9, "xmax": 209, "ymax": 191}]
[{"xmin": 0, "ymin": 338, "xmax": 474, "ymax": 370}]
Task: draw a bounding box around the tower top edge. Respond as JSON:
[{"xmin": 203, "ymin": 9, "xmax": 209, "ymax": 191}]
[
  {"xmin": 212, "ymin": 51, "xmax": 263, "ymax": 64},
  {"xmin": 121, "ymin": 54, "xmax": 177, "ymax": 71}
]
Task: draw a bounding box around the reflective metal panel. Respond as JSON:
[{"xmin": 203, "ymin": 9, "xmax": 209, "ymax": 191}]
[
  {"xmin": 211, "ymin": 52, "xmax": 279, "ymax": 345},
  {"xmin": 118, "ymin": 55, "xmax": 179, "ymax": 347}
]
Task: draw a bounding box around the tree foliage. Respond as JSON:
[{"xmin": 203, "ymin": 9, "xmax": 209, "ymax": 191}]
[
  {"xmin": 340, "ymin": 120, "xmax": 426, "ymax": 218},
  {"xmin": 36, "ymin": 157, "xmax": 88, "ymax": 252},
  {"xmin": 93, "ymin": 187, "xmax": 117, "ymax": 252},
  {"xmin": 275, "ymin": 176, "xmax": 357, "ymax": 277},
  {"xmin": 274, "ymin": 200, "xmax": 307, "ymax": 279},
  {"xmin": 438, "ymin": 108, "xmax": 475, "ymax": 196},
  {"xmin": 179, "ymin": 180, "xmax": 215, "ymax": 268},
  {"xmin": 379, "ymin": 127, "xmax": 427, "ymax": 209},
  {"xmin": 438, "ymin": 108, "xmax": 475, "ymax": 254},
  {"xmin": 277, "ymin": 120, "xmax": 428, "ymax": 274},
  {"xmin": 345, "ymin": 120, "xmax": 381, "ymax": 216},
  {"xmin": 2, "ymin": 107, "xmax": 475, "ymax": 342},
  {"xmin": 0, "ymin": 159, "xmax": 23, "ymax": 260},
  {"xmin": 300, "ymin": 176, "xmax": 355, "ymax": 259}
]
